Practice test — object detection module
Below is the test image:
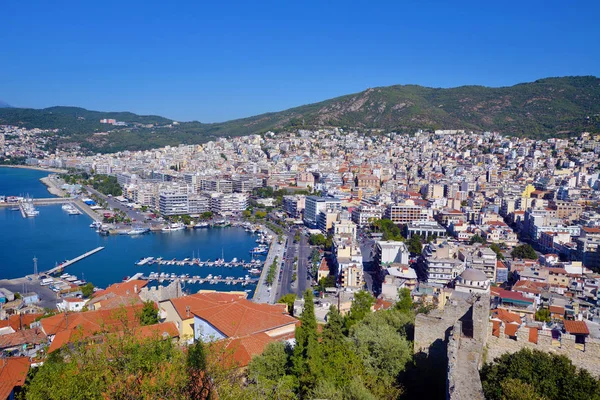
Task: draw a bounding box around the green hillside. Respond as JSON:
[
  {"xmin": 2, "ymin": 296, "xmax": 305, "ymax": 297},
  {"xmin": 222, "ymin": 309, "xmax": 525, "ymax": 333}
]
[{"xmin": 1, "ymin": 76, "xmax": 599, "ymax": 152}]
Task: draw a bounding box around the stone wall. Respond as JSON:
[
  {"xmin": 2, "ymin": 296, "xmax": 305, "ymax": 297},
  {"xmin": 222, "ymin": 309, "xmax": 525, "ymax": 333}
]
[
  {"xmin": 447, "ymin": 322, "xmax": 485, "ymax": 400},
  {"xmin": 139, "ymin": 280, "xmax": 182, "ymax": 303},
  {"xmin": 486, "ymin": 322, "xmax": 600, "ymax": 377}
]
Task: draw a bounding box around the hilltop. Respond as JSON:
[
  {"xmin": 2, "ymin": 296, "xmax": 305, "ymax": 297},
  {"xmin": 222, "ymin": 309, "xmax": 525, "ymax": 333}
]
[{"xmin": 1, "ymin": 76, "xmax": 599, "ymax": 152}]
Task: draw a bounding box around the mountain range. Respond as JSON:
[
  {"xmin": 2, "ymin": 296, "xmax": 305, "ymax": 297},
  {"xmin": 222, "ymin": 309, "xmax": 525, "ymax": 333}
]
[{"xmin": 1, "ymin": 76, "xmax": 599, "ymax": 153}]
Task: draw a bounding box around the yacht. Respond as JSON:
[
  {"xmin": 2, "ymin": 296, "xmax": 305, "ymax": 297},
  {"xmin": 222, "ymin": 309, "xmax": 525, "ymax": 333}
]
[
  {"xmin": 128, "ymin": 227, "xmax": 149, "ymax": 235},
  {"xmin": 62, "ymin": 203, "xmax": 82, "ymax": 215},
  {"xmin": 194, "ymin": 222, "xmax": 209, "ymax": 229},
  {"xmin": 90, "ymin": 221, "xmax": 102, "ymax": 229},
  {"xmin": 162, "ymin": 222, "xmax": 185, "ymax": 232},
  {"xmin": 248, "ymin": 268, "xmax": 261, "ymax": 275}
]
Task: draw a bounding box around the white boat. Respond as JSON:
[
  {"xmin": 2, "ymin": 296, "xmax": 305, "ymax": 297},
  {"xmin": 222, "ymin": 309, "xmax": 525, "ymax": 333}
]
[
  {"xmin": 162, "ymin": 222, "xmax": 185, "ymax": 232},
  {"xmin": 194, "ymin": 222, "xmax": 209, "ymax": 229},
  {"xmin": 248, "ymin": 268, "xmax": 261, "ymax": 275},
  {"xmin": 90, "ymin": 221, "xmax": 102, "ymax": 228},
  {"xmin": 62, "ymin": 203, "xmax": 82, "ymax": 215},
  {"xmin": 128, "ymin": 227, "xmax": 149, "ymax": 235}
]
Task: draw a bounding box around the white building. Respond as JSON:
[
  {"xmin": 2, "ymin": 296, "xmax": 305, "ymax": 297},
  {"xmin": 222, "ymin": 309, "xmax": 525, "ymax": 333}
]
[
  {"xmin": 159, "ymin": 191, "xmax": 189, "ymax": 216},
  {"xmin": 375, "ymin": 241, "xmax": 410, "ymax": 267},
  {"xmin": 303, "ymin": 196, "xmax": 342, "ymax": 228}
]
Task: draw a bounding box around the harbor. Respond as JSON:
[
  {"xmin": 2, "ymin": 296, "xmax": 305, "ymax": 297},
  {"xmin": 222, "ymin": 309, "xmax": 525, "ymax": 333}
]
[
  {"xmin": 0, "ymin": 167, "xmax": 266, "ymax": 297},
  {"xmin": 46, "ymin": 247, "xmax": 105, "ymax": 275}
]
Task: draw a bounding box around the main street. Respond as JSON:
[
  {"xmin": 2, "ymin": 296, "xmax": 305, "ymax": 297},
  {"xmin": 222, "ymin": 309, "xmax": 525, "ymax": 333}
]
[{"xmin": 275, "ymin": 230, "xmax": 312, "ymax": 300}]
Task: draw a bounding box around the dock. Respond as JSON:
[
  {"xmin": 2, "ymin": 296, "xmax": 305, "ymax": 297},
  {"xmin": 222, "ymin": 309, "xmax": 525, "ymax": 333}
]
[
  {"xmin": 47, "ymin": 247, "xmax": 105, "ymax": 274},
  {"xmin": 143, "ymin": 272, "xmax": 259, "ymax": 286},
  {"xmin": 127, "ymin": 272, "xmax": 144, "ymax": 282},
  {"xmin": 138, "ymin": 257, "xmax": 264, "ymax": 269}
]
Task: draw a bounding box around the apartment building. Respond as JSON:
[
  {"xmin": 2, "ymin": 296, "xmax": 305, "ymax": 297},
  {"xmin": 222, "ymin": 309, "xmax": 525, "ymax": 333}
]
[
  {"xmin": 303, "ymin": 196, "xmax": 342, "ymax": 228},
  {"xmin": 384, "ymin": 200, "xmax": 428, "ymax": 225},
  {"xmin": 159, "ymin": 191, "xmax": 189, "ymax": 216}
]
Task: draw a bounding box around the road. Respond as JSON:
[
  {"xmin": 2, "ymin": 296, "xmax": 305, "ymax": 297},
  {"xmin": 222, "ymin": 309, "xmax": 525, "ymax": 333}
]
[
  {"xmin": 275, "ymin": 230, "xmax": 313, "ymax": 300},
  {"xmin": 253, "ymin": 233, "xmax": 286, "ymax": 304},
  {"xmin": 86, "ymin": 186, "xmax": 149, "ymax": 224},
  {"xmin": 275, "ymin": 231, "xmax": 296, "ymax": 300},
  {"xmin": 296, "ymin": 234, "xmax": 311, "ymax": 296}
]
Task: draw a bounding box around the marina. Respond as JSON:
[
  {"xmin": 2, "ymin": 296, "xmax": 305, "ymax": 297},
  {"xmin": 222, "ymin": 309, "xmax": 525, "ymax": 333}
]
[
  {"xmin": 136, "ymin": 256, "xmax": 264, "ymax": 269},
  {"xmin": 0, "ymin": 168, "xmax": 266, "ymax": 297}
]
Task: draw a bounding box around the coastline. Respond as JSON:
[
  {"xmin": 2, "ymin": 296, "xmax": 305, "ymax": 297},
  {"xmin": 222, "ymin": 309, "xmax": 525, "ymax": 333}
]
[
  {"xmin": 0, "ymin": 165, "xmax": 67, "ymax": 174},
  {"xmin": 40, "ymin": 176, "xmax": 66, "ymax": 197}
]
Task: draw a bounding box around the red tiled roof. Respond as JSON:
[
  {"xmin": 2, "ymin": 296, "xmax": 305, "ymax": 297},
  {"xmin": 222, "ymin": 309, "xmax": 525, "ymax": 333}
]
[
  {"xmin": 169, "ymin": 292, "xmax": 247, "ymax": 320},
  {"xmin": 0, "ymin": 328, "xmax": 47, "ymax": 349},
  {"xmin": 549, "ymin": 305, "xmax": 565, "ymax": 315},
  {"xmin": 41, "ymin": 303, "xmax": 144, "ymax": 336},
  {"xmin": 492, "ymin": 320, "xmax": 501, "ymax": 337},
  {"xmin": 492, "ymin": 309, "xmax": 522, "ymax": 325},
  {"xmin": 504, "ymin": 324, "xmax": 519, "ymax": 337},
  {"xmin": 529, "ymin": 327, "xmax": 538, "ymax": 344},
  {"xmin": 582, "ymin": 227, "xmax": 600, "ymax": 234},
  {"xmin": 496, "ymin": 289, "xmax": 534, "ymax": 304},
  {"xmin": 192, "ymin": 300, "xmax": 298, "ymax": 338},
  {"xmin": 3, "ymin": 313, "xmax": 44, "ymax": 331},
  {"xmin": 0, "ymin": 357, "xmax": 30, "ymax": 399},
  {"xmin": 373, "ymin": 299, "xmax": 393, "ymax": 311},
  {"xmin": 564, "ymin": 320, "xmax": 590, "ymax": 335}
]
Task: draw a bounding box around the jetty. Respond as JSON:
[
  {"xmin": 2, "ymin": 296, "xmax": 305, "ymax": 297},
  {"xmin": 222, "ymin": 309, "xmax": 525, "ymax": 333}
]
[
  {"xmin": 143, "ymin": 272, "xmax": 259, "ymax": 286},
  {"xmin": 138, "ymin": 257, "xmax": 264, "ymax": 269},
  {"xmin": 47, "ymin": 247, "xmax": 105, "ymax": 274}
]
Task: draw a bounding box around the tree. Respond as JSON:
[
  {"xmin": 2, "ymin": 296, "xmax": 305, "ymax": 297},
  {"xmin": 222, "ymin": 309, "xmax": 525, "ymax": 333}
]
[
  {"xmin": 80, "ymin": 282, "xmax": 94, "ymax": 298},
  {"xmin": 309, "ymin": 233, "xmax": 326, "ymax": 247},
  {"xmin": 489, "ymin": 243, "xmax": 505, "ymax": 260},
  {"xmin": 278, "ymin": 294, "xmax": 296, "ymax": 315},
  {"xmin": 480, "ymin": 348, "xmax": 600, "ymax": 400},
  {"xmin": 292, "ymin": 290, "xmax": 319, "ymax": 396},
  {"xmin": 318, "ymin": 275, "xmax": 336, "ymax": 292},
  {"xmin": 407, "ymin": 234, "xmax": 423, "ymax": 255},
  {"xmin": 535, "ymin": 308, "xmax": 551, "ymax": 323},
  {"xmin": 345, "ymin": 291, "xmax": 375, "ymax": 331},
  {"xmin": 511, "ymin": 244, "xmax": 538, "ymax": 260},
  {"xmin": 247, "ymin": 341, "xmax": 294, "ymax": 399},
  {"xmin": 469, "ymin": 234, "xmax": 486, "ymax": 245},
  {"xmin": 395, "ymin": 288, "xmax": 413, "ymax": 314},
  {"xmin": 138, "ymin": 301, "xmax": 159, "ymax": 326}
]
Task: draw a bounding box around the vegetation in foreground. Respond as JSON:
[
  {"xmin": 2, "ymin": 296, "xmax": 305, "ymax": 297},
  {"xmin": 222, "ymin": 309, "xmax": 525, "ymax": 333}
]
[{"xmin": 480, "ymin": 348, "xmax": 600, "ymax": 400}]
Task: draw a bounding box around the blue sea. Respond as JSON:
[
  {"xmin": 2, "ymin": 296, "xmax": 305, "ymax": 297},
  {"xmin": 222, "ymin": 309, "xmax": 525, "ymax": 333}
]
[{"xmin": 0, "ymin": 167, "xmax": 260, "ymax": 296}]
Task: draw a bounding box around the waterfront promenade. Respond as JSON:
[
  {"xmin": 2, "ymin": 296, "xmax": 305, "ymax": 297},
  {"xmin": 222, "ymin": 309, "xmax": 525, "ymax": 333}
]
[{"xmin": 254, "ymin": 231, "xmax": 286, "ymax": 304}]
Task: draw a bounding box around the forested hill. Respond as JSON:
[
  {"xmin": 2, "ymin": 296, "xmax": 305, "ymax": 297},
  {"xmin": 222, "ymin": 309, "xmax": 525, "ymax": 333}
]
[{"xmin": 1, "ymin": 76, "xmax": 599, "ymax": 153}]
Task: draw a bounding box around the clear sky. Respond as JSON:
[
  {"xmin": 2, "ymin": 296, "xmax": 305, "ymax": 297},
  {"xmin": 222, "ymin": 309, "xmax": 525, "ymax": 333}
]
[{"xmin": 2, "ymin": 0, "xmax": 599, "ymax": 122}]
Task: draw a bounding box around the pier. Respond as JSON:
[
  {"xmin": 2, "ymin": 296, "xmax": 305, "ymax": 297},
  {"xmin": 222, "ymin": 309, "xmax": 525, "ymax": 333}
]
[
  {"xmin": 0, "ymin": 197, "xmax": 72, "ymax": 207},
  {"xmin": 143, "ymin": 272, "xmax": 259, "ymax": 286},
  {"xmin": 138, "ymin": 257, "xmax": 264, "ymax": 269},
  {"xmin": 47, "ymin": 246, "xmax": 105, "ymax": 274}
]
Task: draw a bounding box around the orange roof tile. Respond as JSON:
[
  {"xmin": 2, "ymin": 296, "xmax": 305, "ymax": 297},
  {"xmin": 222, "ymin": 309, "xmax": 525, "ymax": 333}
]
[
  {"xmin": 492, "ymin": 321, "xmax": 501, "ymax": 337},
  {"xmin": 0, "ymin": 357, "xmax": 30, "ymax": 399},
  {"xmin": 549, "ymin": 305, "xmax": 565, "ymax": 315},
  {"xmin": 6, "ymin": 313, "xmax": 44, "ymax": 331},
  {"xmin": 564, "ymin": 320, "xmax": 590, "ymax": 335},
  {"xmin": 529, "ymin": 327, "xmax": 538, "ymax": 344},
  {"xmin": 492, "ymin": 309, "xmax": 522, "ymax": 325},
  {"xmin": 0, "ymin": 328, "xmax": 46, "ymax": 349},
  {"xmin": 504, "ymin": 324, "xmax": 519, "ymax": 337},
  {"xmin": 193, "ymin": 300, "xmax": 298, "ymax": 338},
  {"xmin": 169, "ymin": 292, "xmax": 246, "ymax": 320}
]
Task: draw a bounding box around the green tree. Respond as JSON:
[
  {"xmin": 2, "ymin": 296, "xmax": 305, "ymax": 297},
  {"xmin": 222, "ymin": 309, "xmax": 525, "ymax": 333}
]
[
  {"xmin": 80, "ymin": 283, "xmax": 94, "ymax": 298},
  {"xmin": 535, "ymin": 308, "xmax": 551, "ymax": 323},
  {"xmin": 345, "ymin": 291, "xmax": 375, "ymax": 331},
  {"xmin": 511, "ymin": 244, "xmax": 538, "ymax": 260},
  {"xmin": 469, "ymin": 234, "xmax": 486, "ymax": 244},
  {"xmin": 309, "ymin": 233, "xmax": 326, "ymax": 247},
  {"xmin": 292, "ymin": 290, "xmax": 319, "ymax": 396},
  {"xmin": 489, "ymin": 243, "xmax": 505, "ymax": 260},
  {"xmin": 247, "ymin": 342, "xmax": 295, "ymax": 399},
  {"xmin": 407, "ymin": 234, "xmax": 423, "ymax": 255},
  {"xmin": 395, "ymin": 287, "xmax": 413, "ymax": 314},
  {"xmin": 278, "ymin": 293, "xmax": 296, "ymax": 315},
  {"xmin": 138, "ymin": 301, "xmax": 159, "ymax": 326},
  {"xmin": 480, "ymin": 348, "xmax": 600, "ymax": 400}
]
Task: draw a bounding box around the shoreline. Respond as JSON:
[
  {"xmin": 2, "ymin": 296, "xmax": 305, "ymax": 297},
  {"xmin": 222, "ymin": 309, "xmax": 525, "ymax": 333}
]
[
  {"xmin": 0, "ymin": 165, "xmax": 67, "ymax": 174},
  {"xmin": 40, "ymin": 176, "xmax": 66, "ymax": 197}
]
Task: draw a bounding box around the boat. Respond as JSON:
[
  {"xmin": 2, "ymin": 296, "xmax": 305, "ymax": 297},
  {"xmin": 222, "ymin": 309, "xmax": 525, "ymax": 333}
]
[
  {"xmin": 162, "ymin": 222, "xmax": 185, "ymax": 232},
  {"xmin": 194, "ymin": 222, "xmax": 209, "ymax": 229},
  {"xmin": 128, "ymin": 227, "xmax": 149, "ymax": 235},
  {"xmin": 90, "ymin": 221, "xmax": 102, "ymax": 228},
  {"xmin": 62, "ymin": 203, "xmax": 82, "ymax": 215},
  {"xmin": 21, "ymin": 198, "xmax": 39, "ymax": 217},
  {"xmin": 248, "ymin": 268, "xmax": 261, "ymax": 275}
]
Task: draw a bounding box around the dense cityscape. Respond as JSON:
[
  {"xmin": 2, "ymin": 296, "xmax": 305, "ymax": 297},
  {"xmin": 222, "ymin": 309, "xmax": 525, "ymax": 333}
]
[{"xmin": 0, "ymin": 122, "xmax": 599, "ymax": 398}]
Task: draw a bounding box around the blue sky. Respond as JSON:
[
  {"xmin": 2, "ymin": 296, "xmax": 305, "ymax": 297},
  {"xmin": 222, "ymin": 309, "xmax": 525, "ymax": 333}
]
[{"xmin": 1, "ymin": 0, "xmax": 599, "ymax": 122}]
